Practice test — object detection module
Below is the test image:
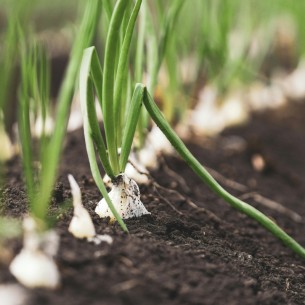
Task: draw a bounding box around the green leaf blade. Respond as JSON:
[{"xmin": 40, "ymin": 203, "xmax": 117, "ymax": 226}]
[
  {"xmin": 143, "ymin": 89, "xmax": 305, "ymax": 260},
  {"xmin": 119, "ymin": 83, "xmax": 144, "ymax": 172},
  {"xmin": 102, "ymin": 0, "xmax": 129, "ymax": 175}
]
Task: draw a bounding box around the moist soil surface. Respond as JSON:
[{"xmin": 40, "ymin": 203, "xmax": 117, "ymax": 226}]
[{"xmin": 1, "ymin": 101, "xmax": 305, "ymax": 305}]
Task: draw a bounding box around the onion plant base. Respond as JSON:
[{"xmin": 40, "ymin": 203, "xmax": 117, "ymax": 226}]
[{"xmin": 95, "ymin": 174, "xmax": 150, "ymax": 221}]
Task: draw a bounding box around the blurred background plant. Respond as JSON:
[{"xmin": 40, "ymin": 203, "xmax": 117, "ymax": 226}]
[{"xmin": 1, "ymin": 0, "xmax": 305, "ymax": 135}]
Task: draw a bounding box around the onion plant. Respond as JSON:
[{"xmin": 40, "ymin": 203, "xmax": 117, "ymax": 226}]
[
  {"xmin": 19, "ymin": 42, "xmax": 50, "ymax": 207},
  {"xmin": 79, "ymin": 0, "xmax": 146, "ymax": 232},
  {"xmin": 10, "ymin": 0, "xmax": 102, "ymax": 289},
  {"xmin": 169, "ymin": 0, "xmax": 276, "ymax": 99},
  {"xmin": 9, "ymin": 42, "xmax": 58, "ymax": 287},
  {"xmin": 135, "ymin": 0, "xmax": 184, "ymax": 146},
  {"xmin": 0, "ymin": 0, "xmax": 29, "ymax": 115},
  {"xmin": 80, "ymin": 3, "xmax": 305, "ymax": 259}
]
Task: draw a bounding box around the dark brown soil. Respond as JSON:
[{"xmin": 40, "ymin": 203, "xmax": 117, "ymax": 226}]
[{"xmin": 1, "ymin": 101, "xmax": 305, "ymax": 305}]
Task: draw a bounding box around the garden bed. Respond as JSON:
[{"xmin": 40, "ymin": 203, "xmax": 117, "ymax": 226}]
[{"xmin": 1, "ymin": 100, "xmax": 305, "ymax": 305}]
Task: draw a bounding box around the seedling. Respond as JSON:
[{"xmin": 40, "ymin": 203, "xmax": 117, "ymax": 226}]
[
  {"xmin": 79, "ymin": 0, "xmax": 147, "ymax": 231},
  {"xmin": 10, "ymin": 0, "xmax": 102, "ymax": 289},
  {"xmin": 81, "ymin": 38, "xmax": 305, "ymax": 259}
]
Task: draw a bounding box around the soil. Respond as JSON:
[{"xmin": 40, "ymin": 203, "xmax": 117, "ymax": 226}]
[{"xmin": 1, "ymin": 100, "xmax": 305, "ymax": 305}]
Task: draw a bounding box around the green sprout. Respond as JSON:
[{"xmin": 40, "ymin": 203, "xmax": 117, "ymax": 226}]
[
  {"xmin": 81, "ymin": 43, "xmax": 305, "ymax": 257},
  {"xmin": 82, "ymin": 62, "xmax": 305, "ymax": 261},
  {"xmin": 78, "ymin": 0, "xmax": 305, "ymax": 259}
]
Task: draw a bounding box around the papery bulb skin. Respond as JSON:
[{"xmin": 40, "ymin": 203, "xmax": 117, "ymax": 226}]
[
  {"xmin": 95, "ymin": 174, "xmax": 150, "ymax": 221},
  {"xmin": 68, "ymin": 174, "xmax": 96, "ymax": 239}
]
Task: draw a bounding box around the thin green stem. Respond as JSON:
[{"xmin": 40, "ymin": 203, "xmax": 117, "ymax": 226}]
[
  {"xmin": 90, "ymin": 50, "xmax": 104, "ymax": 111},
  {"xmin": 119, "ymin": 83, "xmax": 144, "ymax": 172},
  {"xmin": 0, "ymin": 9, "xmax": 22, "ymax": 112},
  {"xmin": 19, "ymin": 49, "xmax": 35, "ymax": 204},
  {"xmin": 102, "ymin": 0, "xmax": 129, "ymax": 175},
  {"xmin": 134, "ymin": 0, "xmax": 146, "ymax": 82},
  {"xmin": 143, "ymin": 89, "xmax": 305, "ymax": 259},
  {"xmin": 114, "ymin": 0, "xmax": 142, "ymax": 140}
]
